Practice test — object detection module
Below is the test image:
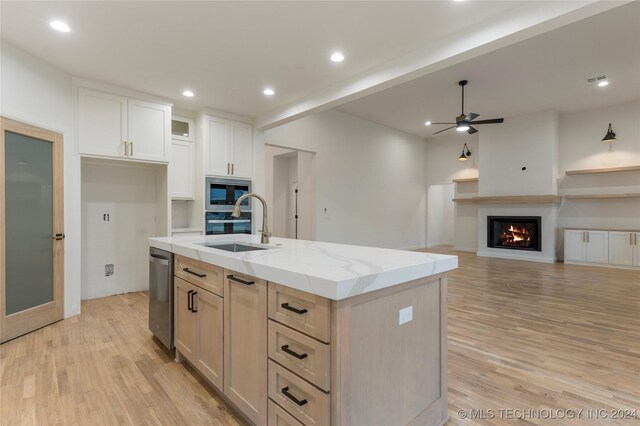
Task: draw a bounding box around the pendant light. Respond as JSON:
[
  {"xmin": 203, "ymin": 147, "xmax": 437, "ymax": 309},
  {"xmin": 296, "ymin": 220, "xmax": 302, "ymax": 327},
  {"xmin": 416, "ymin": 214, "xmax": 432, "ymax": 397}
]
[
  {"xmin": 601, "ymin": 123, "xmax": 616, "ymax": 143},
  {"xmin": 458, "ymin": 143, "xmax": 471, "ymax": 161}
]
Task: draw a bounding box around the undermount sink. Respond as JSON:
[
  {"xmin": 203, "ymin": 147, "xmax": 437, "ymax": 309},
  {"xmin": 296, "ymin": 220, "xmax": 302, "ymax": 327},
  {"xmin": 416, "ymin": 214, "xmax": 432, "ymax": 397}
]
[{"xmin": 202, "ymin": 243, "xmax": 270, "ymax": 252}]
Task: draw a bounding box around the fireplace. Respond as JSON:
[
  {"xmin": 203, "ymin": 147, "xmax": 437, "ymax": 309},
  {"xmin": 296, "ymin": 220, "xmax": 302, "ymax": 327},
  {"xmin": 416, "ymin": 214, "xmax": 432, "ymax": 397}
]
[{"xmin": 487, "ymin": 216, "xmax": 541, "ymax": 252}]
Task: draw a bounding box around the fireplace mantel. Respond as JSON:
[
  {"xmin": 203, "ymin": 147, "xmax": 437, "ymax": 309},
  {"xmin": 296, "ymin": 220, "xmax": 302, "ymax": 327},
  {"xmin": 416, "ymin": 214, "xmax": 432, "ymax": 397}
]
[{"xmin": 453, "ymin": 195, "xmax": 562, "ymax": 204}]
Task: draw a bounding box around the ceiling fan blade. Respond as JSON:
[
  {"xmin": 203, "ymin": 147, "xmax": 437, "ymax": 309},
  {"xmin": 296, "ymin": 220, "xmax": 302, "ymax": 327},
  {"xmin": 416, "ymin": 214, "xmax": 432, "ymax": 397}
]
[
  {"xmin": 467, "ymin": 126, "xmax": 478, "ymax": 135},
  {"xmin": 429, "ymin": 122, "xmax": 456, "ymax": 125},
  {"xmin": 432, "ymin": 126, "xmax": 456, "ymax": 135},
  {"xmin": 466, "ymin": 113, "xmax": 480, "ymax": 122},
  {"xmin": 471, "ymin": 118, "xmax": 504, "ymax": 125}
]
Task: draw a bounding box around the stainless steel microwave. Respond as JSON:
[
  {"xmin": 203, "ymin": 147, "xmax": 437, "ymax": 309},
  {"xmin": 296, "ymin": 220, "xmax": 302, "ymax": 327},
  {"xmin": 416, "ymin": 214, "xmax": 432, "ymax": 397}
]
[{"xmin": 205, "ymin": 177, "xmax": 251, "ymax": 211}]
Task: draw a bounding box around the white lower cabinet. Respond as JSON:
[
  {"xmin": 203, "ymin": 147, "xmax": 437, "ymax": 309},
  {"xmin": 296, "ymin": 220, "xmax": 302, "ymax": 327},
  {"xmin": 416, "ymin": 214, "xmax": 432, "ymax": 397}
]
[
  {"xmin": 609, "ymin": 231, "xmax": 640, "ymax": 267},
  {"xmin": 565, "ymin": 229, "xmax": 640, "ymax": 268}
]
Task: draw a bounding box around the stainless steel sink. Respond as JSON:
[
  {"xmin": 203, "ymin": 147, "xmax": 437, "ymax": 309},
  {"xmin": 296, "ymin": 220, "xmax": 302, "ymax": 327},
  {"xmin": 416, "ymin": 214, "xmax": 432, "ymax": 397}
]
[{"xmin": 202, "ymin": 243, "xmax": 269, "ymax": 252}]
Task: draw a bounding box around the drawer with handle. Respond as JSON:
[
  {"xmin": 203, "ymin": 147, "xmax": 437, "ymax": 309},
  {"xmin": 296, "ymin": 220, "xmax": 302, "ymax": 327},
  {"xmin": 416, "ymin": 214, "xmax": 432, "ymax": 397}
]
[
  {"xmin": 268, "ymin": 283, "xmax": 330, "ymax": 343},
  {"xmin": 268, "ymin": 320, "xmax": 330, "ymax": 391},
  {"xmin": 175, "ymin": 255, "xmax": 224, "ymax": 297},
  {"xmin": 268, "ymin": 360, "xmax": 329, "ymax": 426},
  {"xmin": 268, "ymin": 399, "xmax": 304, "ymax": 426}
]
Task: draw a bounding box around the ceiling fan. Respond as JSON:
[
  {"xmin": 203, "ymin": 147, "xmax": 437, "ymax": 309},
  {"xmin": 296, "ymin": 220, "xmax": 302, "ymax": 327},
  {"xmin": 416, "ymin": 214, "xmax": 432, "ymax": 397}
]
[{"xmin": 431, "ymin": 80, "xmax": 504, "ymax": 135}]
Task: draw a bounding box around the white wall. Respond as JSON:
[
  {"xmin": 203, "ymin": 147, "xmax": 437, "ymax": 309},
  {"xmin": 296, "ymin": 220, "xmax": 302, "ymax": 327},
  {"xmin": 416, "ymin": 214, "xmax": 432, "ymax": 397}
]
[
  {"xmin": 424, "ymin": 133, "xmax": 479, "ymax": 185},
  {"xmin": 427, "ymin": 184, "xmax": 454, "ymax": 247},
  {"xmin": 265, "ymin": 110, "xmax": 426, "ymax": 249},
  {"xmin": 81, "ymin": 160, "xmax": 162, "ymax": 299},
  {"xmin": 1, "ymin": 41, "xmax": 81, "ymax": 317}
]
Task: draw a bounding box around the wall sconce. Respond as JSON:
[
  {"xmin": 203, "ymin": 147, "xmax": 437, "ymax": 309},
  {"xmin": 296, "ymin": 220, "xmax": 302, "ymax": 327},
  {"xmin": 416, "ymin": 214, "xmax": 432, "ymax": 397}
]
[
  {"xmin": 458, "ymin": 143, "xmax": 471, "ymax": 161},
  {"xmin": 601, "ymin": 123, "xmax": 616, "ymax": 143}
]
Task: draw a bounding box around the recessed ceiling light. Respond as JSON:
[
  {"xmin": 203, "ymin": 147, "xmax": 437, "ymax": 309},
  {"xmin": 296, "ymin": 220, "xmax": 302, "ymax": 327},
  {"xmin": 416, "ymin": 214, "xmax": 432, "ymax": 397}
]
[
  {"xmin": 425, "ymin": 121, "xmax": 432, "ymax": 126},
  {"xmin": 49, "ymin": 21, "xmax": 71, "ymax": 32},
  {"xmin": 598, "ymin": 80, "xmax": 609, "ymax": 87},
  {"xmin": 263, "ymin": 88, "xmax": 275, "ymax": 96},
  {"xmin": 182, "ymin": 90, "xmax": 194, "ymax": 97},
  {"xmin": 330, "ymin": 52, "xmax": 345, "ymax": 63}
]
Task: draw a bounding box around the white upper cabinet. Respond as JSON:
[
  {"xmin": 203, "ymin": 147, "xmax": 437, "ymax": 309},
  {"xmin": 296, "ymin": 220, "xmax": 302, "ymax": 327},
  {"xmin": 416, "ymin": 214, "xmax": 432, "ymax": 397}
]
[
  {"xmin": 78, "ymin": 89, "xmax": 128, "ymax": 158},
  {"xmin": 170, "ymin": 139, "xmax": 195, "ymax": 200},
  {"xmin": 127, "ymin": 99, "xmax": 170, "ymax": 162},
  {"xmin": 207, "ymin": 117, "xmax": 232, "ymax": 177},
  {"xmin": 230, "ymin": 122, "xmax": 253, "ymax": 179},
  {"xmin": 78, "ymin": 87, "xmax": 170, "ymax": 163},
  {"xmin": 204, "ymin": 115, "xmax": 253, "ymax": 178}
]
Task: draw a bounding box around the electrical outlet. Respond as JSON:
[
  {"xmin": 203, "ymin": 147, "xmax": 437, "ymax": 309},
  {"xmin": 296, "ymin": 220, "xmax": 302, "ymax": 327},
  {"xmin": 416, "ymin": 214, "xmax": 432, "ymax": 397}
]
[
  {"xmin": 105, "ymin": 264, "xmax": 114, "ymax": 277},
  {"xmin": 399, "ymin": 306, "xmax": 413, "ymax": 325}
]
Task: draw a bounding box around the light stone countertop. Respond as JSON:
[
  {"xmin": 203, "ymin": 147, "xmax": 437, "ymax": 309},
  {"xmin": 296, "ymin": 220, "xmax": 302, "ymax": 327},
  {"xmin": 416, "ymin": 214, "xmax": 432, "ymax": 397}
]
[{"xmin": 149, "ymin": 234, "xmax": 457, "ymax": 300}]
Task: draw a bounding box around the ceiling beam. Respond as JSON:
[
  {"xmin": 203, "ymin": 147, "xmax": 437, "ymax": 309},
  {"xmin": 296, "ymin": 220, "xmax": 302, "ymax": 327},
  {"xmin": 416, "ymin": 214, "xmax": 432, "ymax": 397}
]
[{"xmin": 255, "ymin": 0, "xmax": 628, "ymax": 131}]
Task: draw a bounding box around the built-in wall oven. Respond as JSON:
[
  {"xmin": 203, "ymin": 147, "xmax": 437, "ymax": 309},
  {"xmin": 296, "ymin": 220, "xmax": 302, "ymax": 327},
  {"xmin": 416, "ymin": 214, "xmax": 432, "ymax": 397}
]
[{"xmin": 205, "ymin": 177, "xmax": 252, "ymax": 235}]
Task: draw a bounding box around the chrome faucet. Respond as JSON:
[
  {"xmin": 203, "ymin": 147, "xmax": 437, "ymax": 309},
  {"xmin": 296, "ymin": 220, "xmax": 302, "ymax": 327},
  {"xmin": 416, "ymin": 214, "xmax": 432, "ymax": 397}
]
[{"xmin": 232, "ymin": 193, "xmax": 272, "ymax": 244}]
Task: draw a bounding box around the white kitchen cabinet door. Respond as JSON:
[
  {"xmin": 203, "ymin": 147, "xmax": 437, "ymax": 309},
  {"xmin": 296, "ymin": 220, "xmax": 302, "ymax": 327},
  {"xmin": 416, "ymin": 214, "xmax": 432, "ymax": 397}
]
[
  {"xmin": 78, "ymin": 88, "xmax": 128, "ymax": 157},
  {"xmin": 634, "ymin": 233, "xmax": 640, "ymax": 266},
  {"xmin": 609, "ymin": 232, "xmax": 634, "ymax": 266},
  {"xmin": 564, "ymin": 230, "xmax": 585, "ymax": 262},
  {"xmin": 127, "ymin": 98, "xmax": 170, "ymax": 162},
  {"xmin": 230, "ymin": 122, "xmax": 253, "ymax": 178},
  {"xmin": 585, "ymin": 231, "xmax": 608, "ymax": 264},
  {"xmin": 206, "ymin": 117, "xmax": 231, "ymax": 176},
  {"xmin": 170, "ymin": 140, "xmax": 195, "ymax": 199}
]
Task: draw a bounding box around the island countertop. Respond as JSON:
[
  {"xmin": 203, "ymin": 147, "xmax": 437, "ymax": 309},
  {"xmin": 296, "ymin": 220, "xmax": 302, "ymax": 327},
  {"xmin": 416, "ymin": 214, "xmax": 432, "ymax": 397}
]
[{"xmin": 149, "ymin": 234, "xmax": 457, "ymax": 300}]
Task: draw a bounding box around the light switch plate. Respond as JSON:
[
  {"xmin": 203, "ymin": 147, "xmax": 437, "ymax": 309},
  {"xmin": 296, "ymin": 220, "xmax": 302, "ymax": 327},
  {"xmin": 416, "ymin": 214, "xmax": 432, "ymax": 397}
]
[{"xmin": 399, "ymin": 306, "xmax": 413, "ymax": 325}]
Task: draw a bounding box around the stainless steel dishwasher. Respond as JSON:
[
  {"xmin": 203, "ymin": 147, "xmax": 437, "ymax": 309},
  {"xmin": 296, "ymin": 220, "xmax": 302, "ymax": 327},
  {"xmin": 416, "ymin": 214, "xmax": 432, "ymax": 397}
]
[{"xmin": 148, "ymin": 247, "xmax": 174, "ymax": 350}]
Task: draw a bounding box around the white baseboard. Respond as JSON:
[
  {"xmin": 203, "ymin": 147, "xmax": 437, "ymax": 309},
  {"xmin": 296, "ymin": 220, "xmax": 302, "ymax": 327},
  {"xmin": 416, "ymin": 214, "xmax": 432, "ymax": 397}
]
[
  {"xmin": 427, "ymin": 242, "xmax": 454, "ymax": 248},
  {"xmin": 477, "ymin": 251, "xmax": 557, "ymax": 264}
]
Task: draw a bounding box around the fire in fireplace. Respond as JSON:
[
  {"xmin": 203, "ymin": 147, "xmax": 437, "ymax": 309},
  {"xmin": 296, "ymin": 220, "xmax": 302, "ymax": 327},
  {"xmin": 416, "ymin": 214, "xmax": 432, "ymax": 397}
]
[{"xmin": 487, "ymin": 216, "xmax": 541, "ymax": 251}]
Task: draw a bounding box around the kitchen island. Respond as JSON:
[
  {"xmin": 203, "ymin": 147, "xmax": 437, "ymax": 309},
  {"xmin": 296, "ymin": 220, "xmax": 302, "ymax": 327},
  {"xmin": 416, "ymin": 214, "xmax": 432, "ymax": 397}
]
[{"xmin": 149, "ymin": 234, "xmax": 457, "ymax": 426}]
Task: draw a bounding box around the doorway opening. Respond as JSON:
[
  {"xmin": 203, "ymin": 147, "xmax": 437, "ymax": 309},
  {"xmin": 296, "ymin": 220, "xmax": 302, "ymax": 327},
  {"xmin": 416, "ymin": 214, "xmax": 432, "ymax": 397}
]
[{"xmin": 264, "ymin": 145, "xmax": 315, "ymax": 240}]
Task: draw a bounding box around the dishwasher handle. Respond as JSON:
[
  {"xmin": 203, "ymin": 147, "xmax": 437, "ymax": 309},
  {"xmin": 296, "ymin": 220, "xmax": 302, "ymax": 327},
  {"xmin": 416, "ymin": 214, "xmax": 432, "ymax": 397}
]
[{"xmin": 149, "ymin": 255, "xmax": 169, "ymax": 266}]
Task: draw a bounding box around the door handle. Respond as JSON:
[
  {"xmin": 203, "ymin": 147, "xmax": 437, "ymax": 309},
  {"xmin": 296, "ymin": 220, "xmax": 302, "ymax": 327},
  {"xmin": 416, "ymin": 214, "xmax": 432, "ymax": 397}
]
[
  {"xmin": 227, "ymin": 274, "xmax": 255, "ymax": 286},
  {"xmin": 281, "ymin": 302, "xmax": 308, "ymax": 315},
  {"xmin": 191, "ymin": 291, "xmax": 198, "ymax": 313},
  {"xmin": 281, "ymin": 387, "xmax": 307, "ymax": 406},
  {"xmin": 187, "ymin": 290, "xmax": 193, "ymax": 312},
  {"xmin": 281, "ymin": 344, "xmax": 308, "ymax": 360},
  {"xmin": 53, "ymin": 233, "xmax": 65, "ymax": 240}
]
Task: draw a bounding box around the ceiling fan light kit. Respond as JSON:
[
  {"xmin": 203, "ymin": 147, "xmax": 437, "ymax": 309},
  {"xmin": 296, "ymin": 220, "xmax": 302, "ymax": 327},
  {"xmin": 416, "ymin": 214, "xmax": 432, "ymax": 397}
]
[
  {"xmin": 431, "ymin": 80, "xmax": 504, "ymax": 136},
  {"xmin": 601, "ymin": 123, "xmax": 616, "ymax": 143}
]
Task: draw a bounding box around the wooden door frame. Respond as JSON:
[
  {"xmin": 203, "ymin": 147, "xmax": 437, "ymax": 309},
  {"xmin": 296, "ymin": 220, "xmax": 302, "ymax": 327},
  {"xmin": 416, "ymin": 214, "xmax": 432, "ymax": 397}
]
[{"xmin": 0, "ymin": 117, "xmax": 64, "ymax": 343}]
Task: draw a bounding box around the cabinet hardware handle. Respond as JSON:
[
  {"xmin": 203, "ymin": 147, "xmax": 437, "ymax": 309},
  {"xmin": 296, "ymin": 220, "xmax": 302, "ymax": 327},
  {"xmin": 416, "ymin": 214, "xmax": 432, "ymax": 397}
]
[
  {"xmin": 281, "ymin": 345, "xmax": 308, "ymax": 360},
  {"xmin": 129, "ymin": 142, "xmax": 133, "ymax": 157},
  {"xmin": 227, "ymin": 163, "xmax": 230, "ymax": 175},
  {"xmin": 52, "ymin": 233, "xmax": 66, "ymax": 240},
  {"xmin": 227, "ymin": 275, "xmax": 255, "ymax": 286},
  {"xmin": 281, "ymin": 387, "xmax": 307, "ymax": 406},
  {"xmin": 586, "ymin": 232, "xmax": 589, "ymax": 243},
  {"xmin": 281, "ymin": 303, "xmax": 308, "ymax": 315},
  {"xmin": 123, "ymin": 141, "xmax": 128, "ymax": 156},
  {"xmin": 183, "ymin": 268, "xmax": 206, "ymax": 278},
  {"xmin": 631, "ymin": 233, "xmax": 634, "ymax": 245},
  {"xmin": 231, "ymin": 163, "xmax": 234, "ymax": 175},
  {"xmin": 187, "ymin": 290, "xmax": 193, "ymax": 312},
  {"xmin": 191, "ymin": 291, "xmax": 198, "ymax": 313}
]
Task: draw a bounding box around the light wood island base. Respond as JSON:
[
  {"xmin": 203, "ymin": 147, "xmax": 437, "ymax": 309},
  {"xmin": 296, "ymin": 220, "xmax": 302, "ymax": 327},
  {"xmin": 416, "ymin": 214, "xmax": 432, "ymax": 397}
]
[{"xmin": 172, "ymin": 251, "xmax": 448, "ymax": 426}]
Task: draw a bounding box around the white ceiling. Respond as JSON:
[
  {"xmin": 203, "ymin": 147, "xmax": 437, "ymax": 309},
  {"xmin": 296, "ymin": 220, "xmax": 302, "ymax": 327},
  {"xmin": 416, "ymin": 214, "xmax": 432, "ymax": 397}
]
[
  {"xmin": 0, "ymin": 0, "xmax": 526, "ymax": 118},
  {"xmin": 337, "ymin": 1, "xmax": 640, "ymax": 139}
]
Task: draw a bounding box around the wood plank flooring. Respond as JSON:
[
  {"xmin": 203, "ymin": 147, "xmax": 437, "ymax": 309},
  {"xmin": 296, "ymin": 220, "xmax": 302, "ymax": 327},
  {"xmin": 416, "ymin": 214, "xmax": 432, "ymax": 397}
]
[{"xmin": 1, "ymin": 250, "xmax": 638, "ymax": 425}]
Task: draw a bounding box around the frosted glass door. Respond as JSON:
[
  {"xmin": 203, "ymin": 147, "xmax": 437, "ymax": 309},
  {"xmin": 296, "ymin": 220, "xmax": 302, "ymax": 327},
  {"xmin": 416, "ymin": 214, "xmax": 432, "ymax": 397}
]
[{"xmin": 1, "ymin": 118, "xmax": 64, "ymax": 343}]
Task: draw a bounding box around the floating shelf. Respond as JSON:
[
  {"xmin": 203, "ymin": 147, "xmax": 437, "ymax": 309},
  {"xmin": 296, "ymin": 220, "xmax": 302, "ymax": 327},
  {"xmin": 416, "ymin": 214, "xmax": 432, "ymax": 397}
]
[
  {"xmin": 565, "ymin": 165, "xmax": 640, "ymax": 176},
  {"xmin": 564, "ymin": 193, "xmax": 640, "ymax": 200},
  {"xmin": 452, "ymin": 195, "xmax": 562, "ymax": 204},
  {"xmin": 452, "ymin": 177, "xmax": 479, "ymax": 183}
]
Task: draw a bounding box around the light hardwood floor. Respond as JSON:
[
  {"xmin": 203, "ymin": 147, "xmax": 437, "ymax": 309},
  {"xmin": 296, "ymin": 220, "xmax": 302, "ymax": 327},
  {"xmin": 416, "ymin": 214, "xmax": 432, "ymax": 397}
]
[{"xmin": 1, "ymin": 250, "xmax": 638, "ymax": 425}]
